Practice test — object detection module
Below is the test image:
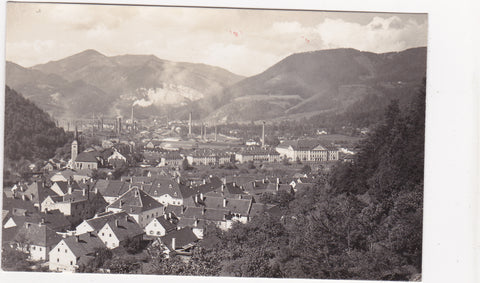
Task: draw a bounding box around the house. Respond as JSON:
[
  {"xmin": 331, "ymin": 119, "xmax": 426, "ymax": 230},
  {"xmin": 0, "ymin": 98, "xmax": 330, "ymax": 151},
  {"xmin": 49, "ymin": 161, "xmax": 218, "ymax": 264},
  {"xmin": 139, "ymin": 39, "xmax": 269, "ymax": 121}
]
[
  {"xmin": 50, "ymin": 169, "xmax": 91, "ymax": 183},
  {"xmin": 42, "ymin": 161, "xmax": 56, "ymax": 172},
  {"xmin": 74, "ymin": 151, "xmax": 100, "ymax": 170},
  {"xmin": 50, "ymin": 180, "xmax": 81, "ymax": 196},
  {"xmin": 157, "ymin": 152, "xmax": 184, "ymax": 167},
  {"xmin": 235, "ymin": 147, "xmax": 280, "ymax": 163},
  {"xmin": 97, "ymin": 214, "xmax": 144, "ymax": 249},
  {"xmin": 13, "ymin": 221, "xmax": 63, "ymax": 261},
  {"xmin": 276, "ymin": 140, "xmax": 339, "ymax": 162},
  {"xmin": 75, "ymin": 211, "xmax": 129, "ymax": 235},
  {"xmin": 145, "ymin": 214, "xmax": 177, "ymax": 237},
  {"xmin": 97, "ymin": 180, "xmax": 130, "ymax": 204},
  {"xmin": 107, "ymin": 149, "xmax": 127, "ymax": 168},
  {"xmin": 186, "ymin": 149, "xmax": 217, "ymax": 166},
  {"xmin": 106, "ymin": 187, "xmax": 165, "ymax": 227},
  {"xmin": 4, "ymin": 209, "xmax": 71, "ymax": 232},
  {"xmin": 10, "ymin": 180, "xmax": 57, "ymax": 209},
  {"xmin": 48, "ymin": 232, "xmax": 104, "ymax": 272},
  {"xmin": 159, "ymin": 227, "xmax": 198, "ymax": 255},
  {"xmin": 40, "ymin": 187, "xmax": 108, "ymax": 226}
]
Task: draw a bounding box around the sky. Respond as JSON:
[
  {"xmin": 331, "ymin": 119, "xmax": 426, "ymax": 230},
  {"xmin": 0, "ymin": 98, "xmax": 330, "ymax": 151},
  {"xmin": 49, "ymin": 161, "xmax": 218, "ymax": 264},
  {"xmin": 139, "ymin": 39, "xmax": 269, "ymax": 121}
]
[{"xmin": 6, "ymin": 2, "xmax": 427, "ymax": 76}]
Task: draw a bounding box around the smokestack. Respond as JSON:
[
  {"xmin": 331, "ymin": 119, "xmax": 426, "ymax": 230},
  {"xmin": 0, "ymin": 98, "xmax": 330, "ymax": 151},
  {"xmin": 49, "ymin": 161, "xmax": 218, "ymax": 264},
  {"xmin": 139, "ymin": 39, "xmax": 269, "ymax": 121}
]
[
  {"xmin": 200, "ymin": 123, "xmax": 203, "ymax": 138},
  {"xmin": 223, "ymin": 198, "xmax": 227, "ymax": 207},
  {"xmin": 188, "ymin": 112, "xmax": 192, "ymax": 135},
  {"xmin": 214, "ymin": 123, "xmax": 217, "ymax": 142},
  {"xmin": 262, "ymin": 121, "xmax": 265, "ymax": 148},
  {"xmin": 131, "ymin": 105, "xmax": 134, "ymax": 133},
  {"xmin": 171, "ymin": 238, "xmax": 176, "ymax": 250}
]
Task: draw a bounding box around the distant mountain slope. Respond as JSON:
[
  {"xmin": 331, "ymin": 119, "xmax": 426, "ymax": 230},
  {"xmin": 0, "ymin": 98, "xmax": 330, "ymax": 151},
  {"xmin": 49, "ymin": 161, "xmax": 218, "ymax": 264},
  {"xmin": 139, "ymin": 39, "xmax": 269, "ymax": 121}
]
[
  {"xmin": 6, "ymin": 61, "xmax": 111, "ymax": 118},
  {"xmin": 4, "ymin": 86, "xmax": 69, "ymax": 161},
  {"xmin": 207, "ymin": 47, "xmax": 427, "ymax": 123},
  {"xmin": 29, "ymin": 49, "xmax": 244, "ymax": 118}
]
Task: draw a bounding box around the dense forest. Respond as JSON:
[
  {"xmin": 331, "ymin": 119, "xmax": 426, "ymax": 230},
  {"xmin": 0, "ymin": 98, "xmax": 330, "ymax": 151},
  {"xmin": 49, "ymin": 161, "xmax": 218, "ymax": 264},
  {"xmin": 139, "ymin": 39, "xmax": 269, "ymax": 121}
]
[
  {"xmin": 3, "ymin": 86, "xmax": 70, "ymax": 183},
  {"xmin": 77, "ymin": 82, "xmax": 425, "ymax": 280}
]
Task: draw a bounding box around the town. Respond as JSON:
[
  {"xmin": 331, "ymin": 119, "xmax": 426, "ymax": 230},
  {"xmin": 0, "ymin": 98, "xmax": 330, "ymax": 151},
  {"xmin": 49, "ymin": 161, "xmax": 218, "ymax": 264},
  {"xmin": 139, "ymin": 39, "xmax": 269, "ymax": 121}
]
[{"xmin": 2, "ymin": 113, "xmax": 360, "ymax": 273}]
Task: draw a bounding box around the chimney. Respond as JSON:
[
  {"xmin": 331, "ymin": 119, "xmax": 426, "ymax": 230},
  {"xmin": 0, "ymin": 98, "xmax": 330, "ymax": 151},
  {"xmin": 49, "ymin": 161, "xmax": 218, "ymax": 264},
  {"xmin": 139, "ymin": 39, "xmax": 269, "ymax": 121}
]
[
  {"xmin": 75, "ymin": 235, "xmax": 79, "ymax": 242},
  {"xmin": 195, "ymin": 194, "xmax": 199, "ymax": 204},
  {"xmin": 277, "ymin": 178, "xmax": 280, "ymax": 184},
  {"xmin": 200, "ymin": 193, "xmax": 204, "ymax": 201},
  {"xmin": 68, "ymin": 185, "xmax": 72, "ymax": 195},
  {"xmin": 253, "ymin": 181, "xmax": 256, "ymax": 187},
  {"xmin": 115, "ymin": 219, "xmax": 119, "ymax": 227},
  {"xmin": 119, "ymin": 200, "xmax": 123, "ymax": 208},
  {"xmin": 125, "ymin": 215, "xmax": 129, "ymax": 222},
  {"xmin": 194, "ymin": 217, "xmax": 198, "ymax": 227},
  {"xmin": 276, "ymin": 183, "xmax": 279, "ymax": 191},
  {"xmin": 94, "ymin": 187, "xmax": 98, "ymax": 194},
  {"xmin": 164, "ymin": 214, "xmax": 168, "ymax": 220},
  {"xmin": 82, "ymin": 188, "xmax": 86, "ymax": 196},
  {"xmin": 41, "ymin": 218, "xmax": 45, "ymax": 224},
  {"xmin": 203, "ymin": 179, "xmax": 206, "ymax": 185},
  {"xmin": 168, "ymin": 212, "xmax": 172, "ymax": 219},
  {"xmin": 21, "ymin": 195, "xmax": 26, "ymax": 201},
  {"xmin": 262, "ymin": 178, "xmax": 265, "ymax": 184},
  {"xmin": 221, "ymin": 184, "xmax": 225, "ymax": 192},
  {"xmin": 202, "ymin": 208, "xmax": 206, "ymax": 215},
  {"xmin": 223, "ymin": 198, "xmax": 227, "ymax": 208},
  {"xmin": 188, "ymin": 112, "xmax": 192, "ymax": 135},
  {"xmin": 233, "ymin": 182, "xmax": 236, "ymax": 187},
  {"xmin": 171, "ymin": 238, "xmax": 176, "ymax": 251},
  {"xmin": 262, "ymin": 121, "xmax": 265, "ymax": 148}
]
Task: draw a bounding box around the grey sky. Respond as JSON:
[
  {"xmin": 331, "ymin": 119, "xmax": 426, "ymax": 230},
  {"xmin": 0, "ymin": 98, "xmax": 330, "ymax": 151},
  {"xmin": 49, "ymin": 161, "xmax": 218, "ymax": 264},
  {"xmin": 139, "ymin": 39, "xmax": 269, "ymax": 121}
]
[{"xmin": 6, "ymin": 2, "xmax": 427, "ymax": 76}]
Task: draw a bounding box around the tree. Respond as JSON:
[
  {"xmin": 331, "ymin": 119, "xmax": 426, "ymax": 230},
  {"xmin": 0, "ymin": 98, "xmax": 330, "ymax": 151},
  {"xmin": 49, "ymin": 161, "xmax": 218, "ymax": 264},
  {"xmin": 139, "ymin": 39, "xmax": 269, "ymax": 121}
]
[
  {"xmin": 301, "ymin": 164, "xmax": 312, "ymax": 174},
  {"xmin": 182, "ymin": 158, "xmax": 192, "ymax": 170}
]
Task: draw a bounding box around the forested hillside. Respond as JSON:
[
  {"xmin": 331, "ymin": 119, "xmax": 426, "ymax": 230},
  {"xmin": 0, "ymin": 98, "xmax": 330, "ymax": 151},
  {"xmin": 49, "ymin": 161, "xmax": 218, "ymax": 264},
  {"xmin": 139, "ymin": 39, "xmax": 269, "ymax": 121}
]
[
  {"xmin": 4, "ymin": 86, "xmax": 70, "ymax": 180},
  {"xmin": 135, "ymin": 82, "xmax": 426, "ymax": 280}
]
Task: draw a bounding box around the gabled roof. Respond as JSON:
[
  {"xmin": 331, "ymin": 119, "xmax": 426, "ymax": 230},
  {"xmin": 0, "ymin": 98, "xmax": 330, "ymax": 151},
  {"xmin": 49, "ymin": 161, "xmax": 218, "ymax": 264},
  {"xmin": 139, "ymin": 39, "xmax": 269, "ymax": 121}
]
[
  {"xmin": 2, "ymin": 197, "xmax": 37, "ymax": 214},
  {"xmin": 101, "ymin": 180, "xmax": 129, "ymax": 197},
  {"xmin": 108, "ymin": 187, "xmax": 163, "ymax": 214},
  {"xmin": 249, "ymin": 203, "xmax": 277, "ymax": 218},
  {"xmin": 237, "ymin": 146, "xmax": 280, "ymax": 156},
  {"xmin": 75, "ymin": 151, "xmax": 100, "ymax": 163},
  {"xmin": 265, "ymin": 183, "xmax": 293, "ymax": 193},
  {"xmin": 182, "ymin": 207, "xmax": 227, "ymax": 222},
  {"xmin": 160, "ymin": 227, "xmax": 198, "ymax": 251},
  {"xmin": 51, "ymin": 181, "xmax": 81, "ymax": 195},
  {"xmin": 101, "ymin": 215, "xmax": 144, "ymax": 242},
  {"xmin": 154, "ymin": 216, "xmax": 177, "ymax": 232},
  {"xmin": 14, "ymin": 222, "xmax": 62, "ymax": 247},
  {"xmin": 2, "ymin": 226, "xmax": 19, "ymax": 244},
  {"xmin": 62, "ymin": 233, "xmax": 105, "ymax": 257},
  {"xmin": 80, "ymin": 211, "xmax": 129, "ymax": 232}
]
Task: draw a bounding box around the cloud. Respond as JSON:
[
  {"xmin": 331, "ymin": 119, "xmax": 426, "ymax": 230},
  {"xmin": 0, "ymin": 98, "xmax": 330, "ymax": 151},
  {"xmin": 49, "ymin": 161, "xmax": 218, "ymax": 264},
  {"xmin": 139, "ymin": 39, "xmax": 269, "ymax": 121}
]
[{"xmin": 316, "ymin": 16, "xmax": 427, "ymax": 53}]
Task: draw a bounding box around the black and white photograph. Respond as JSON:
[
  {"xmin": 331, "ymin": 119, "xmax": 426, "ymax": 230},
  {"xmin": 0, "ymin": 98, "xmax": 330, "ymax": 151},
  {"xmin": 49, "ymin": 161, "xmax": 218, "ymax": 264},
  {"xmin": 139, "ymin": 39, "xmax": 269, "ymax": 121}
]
[{"xmin": 0, "ymin": 1, "xmax": 477, "ymax": 282}]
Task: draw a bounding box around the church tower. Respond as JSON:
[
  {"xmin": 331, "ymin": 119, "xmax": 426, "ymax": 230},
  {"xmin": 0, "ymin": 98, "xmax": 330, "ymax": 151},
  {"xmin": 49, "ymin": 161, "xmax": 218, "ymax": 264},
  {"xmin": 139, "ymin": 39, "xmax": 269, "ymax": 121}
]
[{"xmin": 71, "ymin": 125, "xmax": 78, "ymax": 163}]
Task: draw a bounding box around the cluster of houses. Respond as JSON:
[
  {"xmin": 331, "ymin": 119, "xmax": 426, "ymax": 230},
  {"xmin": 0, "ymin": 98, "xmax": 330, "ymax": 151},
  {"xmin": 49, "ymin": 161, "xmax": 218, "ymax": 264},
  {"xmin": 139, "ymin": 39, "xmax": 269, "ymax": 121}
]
[
  {"xmin": 2, "ymin": 167, "xmax": 319, "ymax": 273},
  {"xmin": 141, "ymin": 138, "xmax": 340, "ymax": 168}
]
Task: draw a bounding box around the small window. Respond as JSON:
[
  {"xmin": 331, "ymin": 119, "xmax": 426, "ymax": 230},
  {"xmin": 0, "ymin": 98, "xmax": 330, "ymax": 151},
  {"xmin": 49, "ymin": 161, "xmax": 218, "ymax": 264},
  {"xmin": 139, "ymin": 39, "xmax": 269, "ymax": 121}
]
[
  {"xmin": 149, "ymin": 231, "xmax": 153, "ymax": 234},
  {"xmin": 65, "ymin": 249, "xmax": 67, "ymax": 253},
  {"xmin": 102, "ymin": 233, "xmax": 104, "ymax": 236},
  {"xmin": 40, "ymin": 247, "xmax": 42, "ymax": 251},
  {"xmin": 70, "ymin": 261, "xmax": 73, "ymax": 265},
  {"xmin": 57, "ymin": 258, "xmax": 59, "ymax": 262},
  {"xmin": 58, "ymin": 248, "xmax": 60, "ymax": 252},
  {"xmin": 32, "ymin": 246, "xmax": 36, "ymax": 250},
  {"xmin": 109, "ymin": 234, "xmax": 112, "ymax": 237},
  {"xmin": 156, "ymin": 231, "xmax": 160, "ymax": 235}
]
